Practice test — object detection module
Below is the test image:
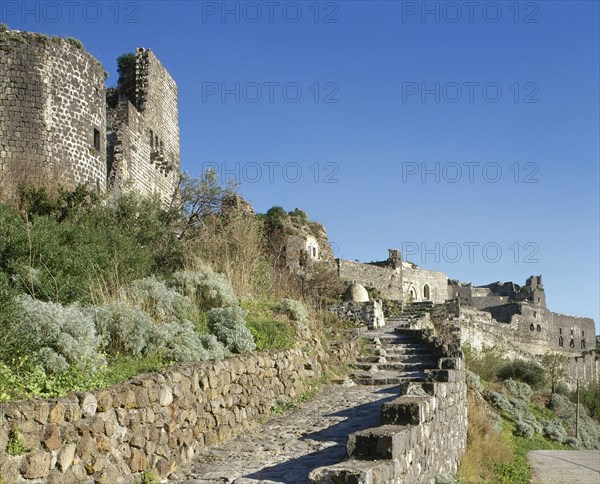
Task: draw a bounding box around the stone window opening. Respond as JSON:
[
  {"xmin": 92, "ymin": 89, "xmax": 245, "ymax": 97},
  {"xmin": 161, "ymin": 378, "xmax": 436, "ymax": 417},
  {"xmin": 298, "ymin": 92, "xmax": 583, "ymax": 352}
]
[
  {"xmin": 569, "ymin": 338, "xmax": 575, "ymax": 348},
  {"xmin": 93, "ymin": 128, "xmax": 101, "ymax": 152},
  {"xmin": 423, "ymin": 284, "xmax": 430, "ymax": 300},
  {"xmin": 559, "ymin": 328, "xmax": 562, "ymax": 335},
  {"xmin": 536, "ymin": 324, "xmax": 541, "ymax": 332},
  {"xmin": 533, "ymin": 311, "xmax": 537, "ymax": 318},
  {"xmin": 530, "ymin": 323, "xmax": 535, "ymax": 331},
  {"xmin": 582, "ymin": 330, "xmax": 585, "ymax": 337},
  {"xmin": 581, "ymin": 340, "xmax": 586, "ymax": 349},
  {"xmin": 558, "ymin": 336, "xmax": 563, "ymax": 347}
]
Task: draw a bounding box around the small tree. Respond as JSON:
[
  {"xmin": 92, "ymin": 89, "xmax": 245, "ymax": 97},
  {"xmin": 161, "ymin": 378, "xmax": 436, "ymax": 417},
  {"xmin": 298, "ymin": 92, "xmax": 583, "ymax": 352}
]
[{"xmin": 542, "ymin": 352, "xmax": 571, "ymax": 393}]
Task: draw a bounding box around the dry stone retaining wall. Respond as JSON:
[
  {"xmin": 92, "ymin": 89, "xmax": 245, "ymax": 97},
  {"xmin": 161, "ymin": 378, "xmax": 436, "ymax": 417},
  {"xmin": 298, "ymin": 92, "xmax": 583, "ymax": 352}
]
[{"xmin": 0, "ymin": 346, "xmax": 356, "ymax": 483}]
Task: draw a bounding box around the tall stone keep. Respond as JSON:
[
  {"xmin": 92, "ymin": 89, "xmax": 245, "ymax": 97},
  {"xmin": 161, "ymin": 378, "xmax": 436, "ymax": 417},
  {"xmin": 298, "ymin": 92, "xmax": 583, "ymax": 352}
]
[
  {"xmin": 0, "ymin": 31, "xmax": 107, "ymax": 201},
  {"xmin": 107, "ymin": 48, "xmax": 180, "ymax": 204}
]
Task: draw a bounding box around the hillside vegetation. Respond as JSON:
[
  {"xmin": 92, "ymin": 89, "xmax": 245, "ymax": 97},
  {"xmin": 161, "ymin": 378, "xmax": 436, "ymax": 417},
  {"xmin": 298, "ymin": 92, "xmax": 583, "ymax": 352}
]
[
  {"xmin": 0, "ymin": 172, "xmax": 346, "ymax": 402},
  {"xmin": 458, "ymin": 344, "xmax": 600, "ymax": 483}
]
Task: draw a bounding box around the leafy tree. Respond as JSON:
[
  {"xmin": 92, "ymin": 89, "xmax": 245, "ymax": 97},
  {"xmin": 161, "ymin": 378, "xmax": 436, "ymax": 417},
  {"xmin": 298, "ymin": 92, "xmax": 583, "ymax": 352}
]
[{"xmin": 541, "ymin": 352, "xmax": 571, "ymax": 393}]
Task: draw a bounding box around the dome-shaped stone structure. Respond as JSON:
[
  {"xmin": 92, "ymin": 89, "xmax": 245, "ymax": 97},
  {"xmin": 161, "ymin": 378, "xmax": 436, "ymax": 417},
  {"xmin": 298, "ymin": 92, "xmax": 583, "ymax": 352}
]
[{"xmin": 343, "ymin": 283, "xmax": 369, "ymax": 303}]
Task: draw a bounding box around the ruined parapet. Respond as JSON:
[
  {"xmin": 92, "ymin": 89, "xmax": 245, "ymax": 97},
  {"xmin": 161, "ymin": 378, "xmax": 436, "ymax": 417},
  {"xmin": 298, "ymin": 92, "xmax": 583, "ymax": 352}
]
[
  {"xmin": 0, "ymin": 29, "xmax": 107, "ymax": 202},
  {"xmin": 106, "ymin": 48, "xmax": 180, "ymax": 205}
]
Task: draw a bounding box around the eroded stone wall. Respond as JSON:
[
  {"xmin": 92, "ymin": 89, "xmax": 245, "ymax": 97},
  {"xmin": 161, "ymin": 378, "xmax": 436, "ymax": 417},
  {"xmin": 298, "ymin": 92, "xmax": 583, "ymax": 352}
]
[
  {"xmin": 107, "ymin": 48, "xmax": 180, "ymax": 204},
  {"xmin": 0, "ymin": 346, "xmax": 359, "ymax": 483},
  {"xmin": 0, "ymin": 31, "xmax": 107, "ymax": 202},
  {"xmin": 402, "ymin": 264, "xmax": 448, "ymax": 304},
  {"xmin": 337, "ymin": 259, "xmax": 402, "ymax": 300}
]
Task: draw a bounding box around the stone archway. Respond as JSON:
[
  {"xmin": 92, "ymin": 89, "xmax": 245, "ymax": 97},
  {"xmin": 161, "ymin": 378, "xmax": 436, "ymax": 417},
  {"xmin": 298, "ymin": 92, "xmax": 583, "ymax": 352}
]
[
  {"xmin": 423, "ymin": 284, "xmax": 431, "ymax": 300},
  {"xmin": 408, "ymin": 285, "xmax": 418, "ymax": 302}
]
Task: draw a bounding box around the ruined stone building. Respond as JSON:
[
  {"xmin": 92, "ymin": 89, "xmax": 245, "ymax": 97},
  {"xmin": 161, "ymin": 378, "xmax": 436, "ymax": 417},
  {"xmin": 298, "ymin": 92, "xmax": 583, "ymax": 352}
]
[
  {"xmin": 0, "ymin": 28, "xmax": 180, "ymax": 204},
  {"xmin": 337, "ymin": 249, "xmax": 448, "ymax": 304},
  {"xmin": 330, "ymin": 245, "xmax": 597, "ymax": 383}
]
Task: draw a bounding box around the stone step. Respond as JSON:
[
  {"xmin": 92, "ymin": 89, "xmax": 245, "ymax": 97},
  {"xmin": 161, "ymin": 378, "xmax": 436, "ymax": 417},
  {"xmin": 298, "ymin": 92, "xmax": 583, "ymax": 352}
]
[
  {"xmin": 368, "ymin": 347, "xmax": 435, "ymax": 356},
  {"xmin": 351, "ymin": 361, "xmax": 439, "ymax": 372},
  {"xmin": 356, "ymin": 354, "xmax": 437, "ymax": 364},
  {"xmin": 351, "ymin": 371, "xmax": 428, "ymax": 385}
]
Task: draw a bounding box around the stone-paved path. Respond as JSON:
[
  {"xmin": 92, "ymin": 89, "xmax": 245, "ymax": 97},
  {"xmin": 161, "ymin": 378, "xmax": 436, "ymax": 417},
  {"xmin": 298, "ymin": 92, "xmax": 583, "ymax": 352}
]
[
  {"xmin": 171, "ymin": 383, "xmax": 401, "ymax": 484},
  {"xmin": 527, "ymin": 450, "xmax": 600, "ymax": 484}
]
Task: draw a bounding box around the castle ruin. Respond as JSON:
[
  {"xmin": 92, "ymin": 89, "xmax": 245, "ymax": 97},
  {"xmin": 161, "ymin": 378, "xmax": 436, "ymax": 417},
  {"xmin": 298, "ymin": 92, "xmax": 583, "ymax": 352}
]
[{"xmin": 0, "ymin": 28, "xmax": 180, "ymax": 204}]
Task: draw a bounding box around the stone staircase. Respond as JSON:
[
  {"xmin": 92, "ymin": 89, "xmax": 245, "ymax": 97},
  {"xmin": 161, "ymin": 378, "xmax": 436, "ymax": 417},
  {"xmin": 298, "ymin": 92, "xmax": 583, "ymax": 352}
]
[
  {"xmin": 310, "ymin": 301, "xmax": 467, "ymax": 483},
  {"xmin": 350, "ymin": 302, "xmax": 439, "ymax": 385}
]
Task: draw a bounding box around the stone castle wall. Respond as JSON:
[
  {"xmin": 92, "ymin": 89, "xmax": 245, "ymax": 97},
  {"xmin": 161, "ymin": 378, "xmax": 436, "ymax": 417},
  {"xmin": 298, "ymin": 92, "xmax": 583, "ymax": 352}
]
[
  {"xmin": 459, "ymin": 307, "xmax": 598, "ymax": 384},
  {"xmin": 402, "ymin": 264, "xmax": 448, "ymax": 304},
  {"xmin": 337, "ymin": 259, "xmax": 403, "ymax": 300},
  {"xmin": 0, "ymin": 347, "xmax": 353, "ymax": 483},
  {"xmin": 0, "ymin": 31, "xmax": 107, "ymax": 201}
]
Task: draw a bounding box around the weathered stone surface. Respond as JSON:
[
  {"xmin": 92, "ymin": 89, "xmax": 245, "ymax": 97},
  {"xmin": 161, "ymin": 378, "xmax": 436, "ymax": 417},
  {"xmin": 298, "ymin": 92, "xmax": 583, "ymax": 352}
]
[
  {"xmin": 21, "ymin": 451, "xmax": 51, "ymax": 479},
  {"xmin": 57, "ymin": 443, "xmax": 77, "ymax": 471},
  {"xmin": 42, "ymin": 424, "xmax": 61, "ymax": 451},
  {"xmin": 81, "ymin": 393, "xmax": 98, "ymax": 417}
]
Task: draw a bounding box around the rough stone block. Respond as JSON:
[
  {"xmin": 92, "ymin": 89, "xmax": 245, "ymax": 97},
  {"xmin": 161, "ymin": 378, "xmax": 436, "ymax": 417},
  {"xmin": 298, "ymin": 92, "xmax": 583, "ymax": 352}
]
[
  {"xmin": 381, "ymin": 395, "xmax": 435, "ymax": 425},
  {"xmin": 347, "ymin": 425, "xmax": 412, "ymax": 461}
]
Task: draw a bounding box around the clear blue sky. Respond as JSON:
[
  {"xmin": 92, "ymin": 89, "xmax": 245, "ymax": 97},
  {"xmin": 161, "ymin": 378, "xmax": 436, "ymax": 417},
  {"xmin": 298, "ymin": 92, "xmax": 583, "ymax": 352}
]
[{"xmin": 5, "ymin": 1, "xmax": 599, "ymax": 330}]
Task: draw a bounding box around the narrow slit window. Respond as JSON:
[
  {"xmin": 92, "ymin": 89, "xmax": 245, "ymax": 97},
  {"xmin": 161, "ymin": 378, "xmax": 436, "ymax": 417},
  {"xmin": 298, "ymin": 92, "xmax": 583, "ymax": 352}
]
[{"xmin": 93, "ymin": 128, "xmax": 101, "ymax": 152}]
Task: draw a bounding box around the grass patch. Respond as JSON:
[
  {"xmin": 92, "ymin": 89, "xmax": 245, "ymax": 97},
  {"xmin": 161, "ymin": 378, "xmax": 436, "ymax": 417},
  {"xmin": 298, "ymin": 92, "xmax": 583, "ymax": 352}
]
[{"xmin": 242, "ymin": 300, "xmax": 295, "ymax": 351}]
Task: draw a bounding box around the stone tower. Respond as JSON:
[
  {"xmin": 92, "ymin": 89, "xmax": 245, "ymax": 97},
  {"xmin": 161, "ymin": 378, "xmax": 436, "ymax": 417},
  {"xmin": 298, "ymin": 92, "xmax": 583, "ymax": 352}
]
[
  {"xmin": 106, "ymin": 48, "xmax": 180, "ymax": 204},
  {"xmin": 0, "ymin": 28, "xmax": 181, "ymax": 205},
  {"xmin": 0, "ymin": 30, "xmax": 107, "ymax": 201}
]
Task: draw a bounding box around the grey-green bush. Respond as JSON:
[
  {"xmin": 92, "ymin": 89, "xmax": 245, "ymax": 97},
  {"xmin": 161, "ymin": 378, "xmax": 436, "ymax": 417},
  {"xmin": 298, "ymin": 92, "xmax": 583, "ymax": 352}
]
[
  {"xmin": 502, "ymin": 379, "xmax": 532, "ymax": 402},
  {"xmin": 16, "ymin": 297, "xmax": 105, "ymax": 374},
  {"xmin": 94, "ymin": 302, "xmax": 163, "ymax": 357},
  {"xmin": 466, "ymin": 370, "xmax": 484, "ymax": 393},
  {"xmin": 171, "ymin": 268, "xmax": 238, "ymax": 310},
  {"xmin": 207, "ymin": 306, "xmax": 256, "ymax": 353},
  {"xmin": 120, "ymin": 276, "xmax": 194, "ymax": 323},
  {"xmin": 277, "ymin": 298, "xmax": 308, "ymax": 324},
  {"xmin": 514, "ymin": 419, "xmax": 535, "ymax": 438}
]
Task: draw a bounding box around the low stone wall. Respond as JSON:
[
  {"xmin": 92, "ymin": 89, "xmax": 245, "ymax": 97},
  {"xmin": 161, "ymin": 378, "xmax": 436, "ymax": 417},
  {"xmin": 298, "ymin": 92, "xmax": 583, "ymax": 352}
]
[
  {"xmin": 0, "ymin": 344, "xmax": 356, "ymax": 483},
  {"xmin": 328, "ymin": 300, "xmax": 385, "ymax": 329},
  {"xmin": 309, "ymin": 321, "xmax": 467, "ymax": 483}
]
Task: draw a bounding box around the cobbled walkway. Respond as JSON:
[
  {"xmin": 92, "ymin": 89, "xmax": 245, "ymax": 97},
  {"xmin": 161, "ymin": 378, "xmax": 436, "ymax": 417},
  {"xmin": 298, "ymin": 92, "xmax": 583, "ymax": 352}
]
[{"xmin": 171, "ymin": 383, "xmax": 401, "ymax": 484}]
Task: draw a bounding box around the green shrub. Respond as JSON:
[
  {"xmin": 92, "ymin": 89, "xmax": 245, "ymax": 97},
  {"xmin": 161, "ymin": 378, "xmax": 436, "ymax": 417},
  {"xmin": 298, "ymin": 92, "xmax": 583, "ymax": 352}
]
[
  {"xmin": 65, "ymin": 37, "xmax": 83, "ymax": 49},
  {"xmin": 463, "ymin": 343, "xmax": 507, "ymax": 382},
  {"xmin": 541, "ymin": 418, "xmax": 568, "ymax": 444},
  {"xmin": 277, "ymin": 298, "xmax": 308, "ymax": 324},
  {"xmin": 207, "ymin": 306, "xmax": 255, "ymax": 353},
  {"xmin": 578, "ymin": 383, "xmax": 600, "ymax": 420},
  {"xmin": 14, "ymin": 296, "xmax": 105, "ymax": 374},
  {"xmin": 497, "ymin": 359, "xmax": 546, "ymax": 389},
  {"xmin": 171, "ymin": 268, "xmax": 238, "ymax": 311}
]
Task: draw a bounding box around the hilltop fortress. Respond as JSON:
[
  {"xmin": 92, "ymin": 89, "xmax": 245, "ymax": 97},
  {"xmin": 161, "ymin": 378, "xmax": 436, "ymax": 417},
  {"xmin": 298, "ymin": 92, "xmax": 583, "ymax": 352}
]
[
  {"xmin": 1, "ymin": 27, "xmax": 596, "ymax": 384},
  {"xmin": 0, "ymin": 27, "xmax": 180, "ymax": 204}
]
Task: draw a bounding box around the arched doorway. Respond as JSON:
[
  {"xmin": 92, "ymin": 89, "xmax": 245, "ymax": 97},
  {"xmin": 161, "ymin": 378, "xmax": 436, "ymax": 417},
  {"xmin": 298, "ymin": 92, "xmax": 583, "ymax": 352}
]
[
  {"xmin": 408, "ymin": 285, "xmax": 418, "ymax": 302},
  {"xmin": 423, "ymin": 284, "xmax": 431, "ymax": 300}
]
